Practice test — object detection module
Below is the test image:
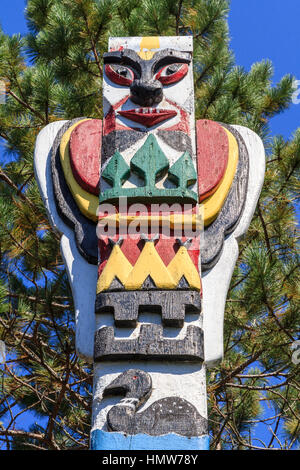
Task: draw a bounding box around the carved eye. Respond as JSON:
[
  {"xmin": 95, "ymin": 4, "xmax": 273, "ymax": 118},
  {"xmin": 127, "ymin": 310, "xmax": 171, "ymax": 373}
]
[
  {"xmin": 105, "ymin": 64, "xmax": 134, "ymax": 86},
  {"xmin": 156, "ymin": 63, "xmax": 188, "ymax": 85}
]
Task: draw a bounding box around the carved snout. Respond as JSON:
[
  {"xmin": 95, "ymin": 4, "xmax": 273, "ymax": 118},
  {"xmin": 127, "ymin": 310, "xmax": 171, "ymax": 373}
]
[
  {"xmin": 130, "ymin": 79, "xmax": 163, "ymax": 106},
  {"xmin": 103, "ymin": 375, "xmax": 128, "ymax": 397},
  {"xmin": 103, "ymin": 369, "xmax": 152, "ymax": 402}
]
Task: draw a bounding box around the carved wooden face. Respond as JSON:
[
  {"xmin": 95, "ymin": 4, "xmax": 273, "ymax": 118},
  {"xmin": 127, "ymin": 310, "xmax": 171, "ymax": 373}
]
[{"xmin": 103, "ymin": 48, "xmax": 194, "ymax": 133}]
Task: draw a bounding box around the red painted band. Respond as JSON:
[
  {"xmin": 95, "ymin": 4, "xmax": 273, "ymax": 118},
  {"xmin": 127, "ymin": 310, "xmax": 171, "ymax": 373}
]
[
  {"xmin": 98, "ymin": 232, "xmax": 200, "ymax": 276},
  {"xmin": 196, "ymin": 120, "xmax": 229, "ymax": 201},
  {"xmin": 69, "ymin": 120, "xmax": 102, "ymax": 196}
]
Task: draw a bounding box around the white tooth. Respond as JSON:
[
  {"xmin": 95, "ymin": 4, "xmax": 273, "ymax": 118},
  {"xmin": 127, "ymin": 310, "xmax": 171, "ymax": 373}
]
[
  {"xmin": 143, "ymin": 108, "xmax": 147, "ymax": 114},
  {"xmin": 157, "ymin": 109, "xmax": 160, "ymax": 113}
]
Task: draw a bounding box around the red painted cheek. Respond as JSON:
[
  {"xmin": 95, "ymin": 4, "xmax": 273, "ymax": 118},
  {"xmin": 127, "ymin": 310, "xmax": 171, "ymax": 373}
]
[
  {"xmin": 103, "ymin": 96, "xmax": 132, "ymax": 135},
  {"xmin": 162, "ymin": 98, "xmax": 190, "ymax": 135}
]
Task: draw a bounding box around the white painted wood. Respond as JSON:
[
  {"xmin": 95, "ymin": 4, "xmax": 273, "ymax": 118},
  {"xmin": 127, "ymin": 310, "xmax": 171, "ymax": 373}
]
[
  {"xmin": 108, "ymin": 36, "xmax": 193, "ymax": 53},
  {"xmin": 34, "ymin": 121, "xmax": 97, "ymax": 361},
  {"xmin": 103, "ymin": 37, "xmax": 197, "ymax": 177},
  {"xmin": 92, "ymin": 362, "xmax": 207, "ymax": 432},
  {"xmin": 203, "ymin": 125, "xmax": 265, "ymax": 367}
]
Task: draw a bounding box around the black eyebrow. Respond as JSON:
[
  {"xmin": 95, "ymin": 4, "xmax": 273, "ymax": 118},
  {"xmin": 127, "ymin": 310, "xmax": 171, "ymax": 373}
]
[
  {"xmin": 151, "ymin": 49, "xmax": 191, "ymax": 73},
  {"xmin": 103, "ymin": 48, "xmax": 192, "ymax": 79},
  {"xmin": 103, "ymin": 50, "xmax": 142, "ymax": 75}
]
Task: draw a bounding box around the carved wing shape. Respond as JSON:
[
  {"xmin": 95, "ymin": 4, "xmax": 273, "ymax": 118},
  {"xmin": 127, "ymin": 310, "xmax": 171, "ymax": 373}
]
[
  {"xmin": 196, "ymin": 120, "xmax": 249, "ymax": 271},
  {"xmin": 201, "ymin": 125, "xmax": 265, "ymax": 366},
  {"xmin": 34, "ymin": 120, "xmax": 100, "ymax": 360}
]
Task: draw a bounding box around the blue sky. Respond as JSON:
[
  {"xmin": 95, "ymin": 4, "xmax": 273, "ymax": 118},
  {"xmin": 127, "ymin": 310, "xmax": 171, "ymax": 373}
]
[
  {"xmin": 0, "ymin": 0, "xmax": 299, "ymax": 449},
  {"xmin": 229, "ymin": 0, "xmax": 300, "ymax": 140},
  {"xmin": 1, "ymin": 0, "xmax": 300, "ymax": 139}
]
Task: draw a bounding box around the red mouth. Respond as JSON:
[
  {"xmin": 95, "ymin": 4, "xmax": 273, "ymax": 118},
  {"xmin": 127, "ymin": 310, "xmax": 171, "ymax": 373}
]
[{"xmin": 117, "ymin": 108, "xmax": 177, "ymax": 127}]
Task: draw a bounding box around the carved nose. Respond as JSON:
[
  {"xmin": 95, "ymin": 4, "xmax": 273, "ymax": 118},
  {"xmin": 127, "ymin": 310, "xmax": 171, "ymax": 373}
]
[{"xmin": 130, "ymin": 79, "xmax": 163, "ymax": 106}]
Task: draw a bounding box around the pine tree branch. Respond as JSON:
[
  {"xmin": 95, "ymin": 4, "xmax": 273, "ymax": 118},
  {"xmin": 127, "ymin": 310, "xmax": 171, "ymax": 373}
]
[
  {"xmin": 7, "ymin": 399, "xmax": 42, "ymax": 430},
  {"xmin": 257, "ymin": 202, "xmax": 273, "ymax": 259},
  {"xmin": 7, "ymin": 292, "xmax": 71, "ymax": 310},
  {"xmin": 0, "ymin": 429, "xmax": 45, "ymax": 442},
  {"xmin": 194, "ymin": 10, "xmax": 225, "ymax": 40},
  {"xmin": 235, "ymin": 366, "xmax": 287, "ymax": 379},
  {"xmin": 8, "ymin": 90, "xmax": 46, "ymax": 122},
  {"xmin": 4, "ymin": 363, "xmax": 51, "ymax": 404},
  {"xmin": 278, "ymin": 158, "xmax": 299, "ymax": 195},
  {"xmin": 175, "ymin": 0, "xmax": 184, "ymax": 35},
  {"xmin": 46, "ymin": 350, "xmax": 71, "ymax": 445},
  {"xmin": 16, "ymin": 341, "xmax": 90, "ymax": 410},
  {"xmin": 225, "ymin": 372, "xmax": 298, "ymax": 391},
  {"xmin": 267, "ymin": 399, "xmax": 285, "ymax": 448},
  {"xmin": 0, "ymin": 168, "xmax": 41, "ymax": 213},
  {"xmin": 213, "ymin": 404, "xmax": 271, "ymax": 450},
  {"xmin": 268, "ymin": 389, "xmax": 300, "ymax": 422},
  {"xmin": 1, "ymin": 317, "xmax": 90, "ymax": 383},
  {"xmin": 261, "ymin": 288, "xmax": 295, "ymax": 342},
  {"xmin": 51, "ymin": 417, "xmax": 88, "ymax": 448},
  {"xmin": 210, "ymin": 348, "xmax": 264, "ymax": 393},
  {"xmin": 0, "ymin": 219, "xmax": 38, "ymax": 261},
  {"xmin": 80, "ymin": 8, "xmax": 102, "ymax": 77}
]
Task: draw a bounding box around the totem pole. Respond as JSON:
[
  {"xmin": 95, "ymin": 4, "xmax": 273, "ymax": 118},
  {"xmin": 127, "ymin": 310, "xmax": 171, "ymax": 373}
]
[{"xmin": 34, "ymin": 36, "xmax": 265, "ymax": 450}]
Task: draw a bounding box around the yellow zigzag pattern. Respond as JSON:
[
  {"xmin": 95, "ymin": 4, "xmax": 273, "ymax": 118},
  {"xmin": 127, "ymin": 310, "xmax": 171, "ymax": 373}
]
[
  {"xmin": 96, "ymin": 245, "xmax": 132, "ymax": 294},
  {"xmin": 167, "ymin": 246, "xmax": 201, "ymax": 290},
  {"xmin": 97, "ymin": 242, "xmax": 201, "ymax": 293}
]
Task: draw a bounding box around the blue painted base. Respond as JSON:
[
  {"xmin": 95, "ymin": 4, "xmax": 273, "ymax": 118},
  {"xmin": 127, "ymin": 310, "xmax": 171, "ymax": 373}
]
[{"xmin": 91, "ymin": 430, "xmax": 209, "ymax": 450}]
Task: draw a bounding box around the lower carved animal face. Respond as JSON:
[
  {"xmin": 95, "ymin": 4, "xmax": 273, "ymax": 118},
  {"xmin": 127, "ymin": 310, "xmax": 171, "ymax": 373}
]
[{"xmin": 103, "ymin": 48, "xmax": 192, "ymax": 130}]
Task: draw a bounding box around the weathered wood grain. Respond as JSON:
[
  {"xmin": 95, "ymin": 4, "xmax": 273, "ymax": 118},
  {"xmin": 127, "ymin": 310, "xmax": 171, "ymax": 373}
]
[
  {"xmin": 94, "ymin": 324, "xmax": 204, "ymax": 362},
  {"xmin": 95, "ymin": 290, "xmax": 201, "ymax": 327}
]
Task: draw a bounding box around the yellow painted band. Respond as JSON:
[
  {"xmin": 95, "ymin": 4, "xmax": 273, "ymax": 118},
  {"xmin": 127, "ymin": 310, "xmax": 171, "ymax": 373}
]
[
  {"xmin": 59, "ymin": 119, "xmax": 99, "ymax": 223},
  {"xmin": 60, "ymin": 122, "xmax": 238, "ymax": 227},
  {"xmin": 167, "ymin": 246, "xmax": 201, "ymax": 290},
  {"xmin": 97, "ymin": 213, "xmax": 202, "ymax": 230},
  {"xmin": 96, "ymin": 244, "xmax": 133, "ymax": 293},
  {"xmin": 202, "ymin": 127, "xmax": 239, "ymax": 226},
  {"xmin": 138, "ymin": 37, "xmax": 160, "ymax": 60}
]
